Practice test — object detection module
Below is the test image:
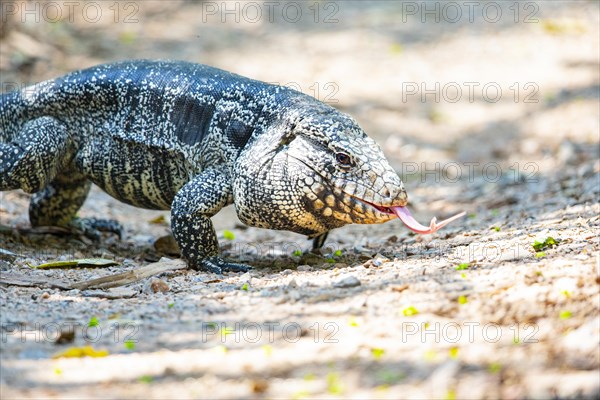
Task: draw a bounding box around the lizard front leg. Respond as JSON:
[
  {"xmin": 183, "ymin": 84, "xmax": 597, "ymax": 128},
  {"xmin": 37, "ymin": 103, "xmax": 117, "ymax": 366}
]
[
  {"xmin": 171, "ymin": 167, "xmax": 250, "ymax": 274},
  {"xmin": 0, "ymin": 117, "xmax": 69, "ymax": 193},
  {"xmin": 311, "ymin": 231, "xmax": 329, "ymax": 252}
]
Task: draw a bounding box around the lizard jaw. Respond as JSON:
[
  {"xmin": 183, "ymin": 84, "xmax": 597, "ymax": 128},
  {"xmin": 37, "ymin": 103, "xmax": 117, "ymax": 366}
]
[{"xmin": 350, "ymin": 196, "xmax": 400, "ymax": 216}]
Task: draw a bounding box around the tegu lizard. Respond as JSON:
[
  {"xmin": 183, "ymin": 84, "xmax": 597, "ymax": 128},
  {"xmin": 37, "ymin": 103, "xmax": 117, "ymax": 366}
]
[{"xmin": 0, "ymin": 60, "xmax": 464, "ymax": 273}]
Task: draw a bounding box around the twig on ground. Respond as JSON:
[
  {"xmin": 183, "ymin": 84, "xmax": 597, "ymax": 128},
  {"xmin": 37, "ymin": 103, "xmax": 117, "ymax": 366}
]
[
  {"xmin": 70, "ymin": 258, "xmax": 187, "ymax": 290},
  {"xmin": 0, "ymin": 258, "xmax": 188, "ymax": 292}
]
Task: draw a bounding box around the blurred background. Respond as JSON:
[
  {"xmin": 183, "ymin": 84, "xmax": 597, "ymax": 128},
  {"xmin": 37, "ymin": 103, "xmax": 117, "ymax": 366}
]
[
  {"xmin": 2, "ymin": 0, "xmax": 598, "ymax": 178},
  {"xmin": 1, "ymin": 1, "xmax": 599, "ymax": 398}
]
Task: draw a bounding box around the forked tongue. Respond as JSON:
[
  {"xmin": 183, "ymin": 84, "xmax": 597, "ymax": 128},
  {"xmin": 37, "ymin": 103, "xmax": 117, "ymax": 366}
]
[{"xmin": 392, "ymin": 206, "xmax": 466, "ymax": 234}]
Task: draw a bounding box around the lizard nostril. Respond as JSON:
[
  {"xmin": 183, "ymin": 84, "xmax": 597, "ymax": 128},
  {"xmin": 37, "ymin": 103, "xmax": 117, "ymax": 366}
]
[
  {"xmin": 382, "ymin": 187, "xmax": 391, "ymax": 198},
  {"xmin": 399, "ymin": 190, "xmax": 408, "ymax": 206}
]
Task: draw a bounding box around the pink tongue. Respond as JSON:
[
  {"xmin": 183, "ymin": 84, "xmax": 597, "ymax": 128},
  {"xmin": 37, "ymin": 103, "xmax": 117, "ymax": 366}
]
[{"xmin": 392, "ymin": 206, "xmax": 466, "ymax": 234}]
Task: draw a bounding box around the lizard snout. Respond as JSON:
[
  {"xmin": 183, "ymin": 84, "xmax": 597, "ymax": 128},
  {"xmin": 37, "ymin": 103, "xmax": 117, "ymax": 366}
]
[
  {"xmin": 383, "ymin": 183, "xmax": 408, "ymax": 207},
  {"xmin": 379, "ymin": 171, "xmax": 408, "ymax": 207}
]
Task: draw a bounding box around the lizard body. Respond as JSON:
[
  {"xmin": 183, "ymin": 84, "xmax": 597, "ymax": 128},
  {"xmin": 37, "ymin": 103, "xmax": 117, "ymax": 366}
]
[{"xmin": 1, "ymin": 60, "xmax": 408, "ymax": 273}]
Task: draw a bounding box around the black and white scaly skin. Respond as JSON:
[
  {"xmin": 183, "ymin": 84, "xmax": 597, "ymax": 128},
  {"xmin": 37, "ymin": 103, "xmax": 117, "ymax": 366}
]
[{"xmin": 0, "ymin": 60, "xmax": 408, "ymax": 273}]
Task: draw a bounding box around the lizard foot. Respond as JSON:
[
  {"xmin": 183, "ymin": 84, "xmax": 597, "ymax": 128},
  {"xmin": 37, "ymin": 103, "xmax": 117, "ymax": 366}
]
[
  {"xmin": 71, "ymin": 217, "xmax": 124, "ymax": 241},
  {"xmin": 196, "ymin": 256, "xmax": 252, "ymax": 274}
]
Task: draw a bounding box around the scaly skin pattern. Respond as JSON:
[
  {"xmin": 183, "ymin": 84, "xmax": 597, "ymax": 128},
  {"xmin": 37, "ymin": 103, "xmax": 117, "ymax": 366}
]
[{"xmin": 0, "ymin": 60, "xmax": 407, "ymax": 273}]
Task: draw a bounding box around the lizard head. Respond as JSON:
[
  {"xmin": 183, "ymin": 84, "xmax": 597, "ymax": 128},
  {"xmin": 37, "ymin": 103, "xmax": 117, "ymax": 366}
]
[
  {"xmin": 233, "ymin": 99, "xmax": 408, "ymax": 236},
  {"xmin": 284, "ymin": 107, "xmax": 408, "ymax": 228}
]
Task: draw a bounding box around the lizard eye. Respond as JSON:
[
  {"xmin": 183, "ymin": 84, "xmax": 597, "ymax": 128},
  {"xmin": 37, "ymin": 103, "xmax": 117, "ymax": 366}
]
[{"xmin": 335, "ymin": 152, "xmax": 353, "ymax": 167}]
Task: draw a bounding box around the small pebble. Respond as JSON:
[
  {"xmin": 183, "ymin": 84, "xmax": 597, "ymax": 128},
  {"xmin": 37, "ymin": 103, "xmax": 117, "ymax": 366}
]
[
  {"xmin": 288, "ymin": 289, "xmax": 303, "ymax": 301},
  {"xmin": 333, "ymin": 275, "xmax": 361, "ymax": 288},
  {"xmin": 287, "ymin": 278, "xmax": 298, "ymax": 289},
  {"xmin": 143, "ymin": 278, "xmax": 170, "ymax": 294},
  {"xmin": 154, "ymin": 235, "xmax": 180, "ymax": 256}
]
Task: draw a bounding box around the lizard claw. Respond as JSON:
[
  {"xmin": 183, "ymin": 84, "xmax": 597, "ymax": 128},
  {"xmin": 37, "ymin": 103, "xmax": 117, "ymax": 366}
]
[
  {"xmin": 70, "ymin": 217, "xmax": 124, "ymax": 240},
  {"xmin": 197, "ymin": 256, "xmax": 252, "ymax": 274}
]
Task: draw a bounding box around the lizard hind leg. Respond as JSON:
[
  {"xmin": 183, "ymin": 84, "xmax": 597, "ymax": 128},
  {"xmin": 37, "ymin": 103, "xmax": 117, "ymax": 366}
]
[
  {"xmin": 29, "ymin": 171, "xmax": 123, "ymax": 240},
  {"xmin": 0, "ymin": 117, "xmax": 70, "ymax": 193},
  {"xmin": 0, "ymin": 116, "xmax": 121, "ymax": 239}
]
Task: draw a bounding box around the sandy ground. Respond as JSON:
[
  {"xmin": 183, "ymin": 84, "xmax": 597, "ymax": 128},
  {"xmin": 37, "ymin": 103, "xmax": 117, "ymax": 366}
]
[{"xmin": 1, "ymin": 1, "xmax": 599, "ymax": 398}]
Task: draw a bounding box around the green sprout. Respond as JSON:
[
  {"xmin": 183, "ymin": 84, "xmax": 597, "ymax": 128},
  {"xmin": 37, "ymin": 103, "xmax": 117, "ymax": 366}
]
[
  {"xmin": 88, "ymin": 316, "xmax": 99, "ymax": 328},
  {"xmin": 403, "ymin": 306, "xmax": 419, "ymax": 316},
  {"xmin": 455, "ymin": 263, "xmax": 470, "ymax": 271},
  {"xmin": 138, "ymin": 375, "xmax": 153, "ymax": 383},
  {"xmin": 559, "ymin": 310, "xmax": 572, "ymax": 320},
  {"xmin": 448, "ymin": 347, "xmax": 459, "ymax": 359},
  {"xmin": 532, "ymin": 237, "xmax": 558, "ymax": 252},
  {"xmin": 326, "ymin": 372, "xmax": 343, "ymax": 395},
  {"xmin": 371, "ymin": 348, "xmax": 385, "ymax": 360},
  {"xmin": 488, "ymin": 362, "xmax": 502, "ymax": 374}
]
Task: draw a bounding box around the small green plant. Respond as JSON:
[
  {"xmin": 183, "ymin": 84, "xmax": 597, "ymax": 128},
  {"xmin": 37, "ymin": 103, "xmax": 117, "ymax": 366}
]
[
  {"xmin": 138, "ymin": 375, "xmax": 153, "ymax": 383},
  {"xmin": 389, "ymin": 42, "xmax": 402, "ymax": 54},
  {"xmin": 124, "ymin": 340, "xmax": 136, "ymax": 350},
  {"xmin": 303, "ymin": 373, "xmax": 316, "ymax": 381},
  {"xmin": 223, "ymin": 230, "xmax": 235, "ymax": 240},
  {"xmin": 88, "ymin": 316, "xmax": 99, "ymax": 328},
  {"xmin": 533, "ymin": 237, "xmax": 558, "ymax": 252},
  {"xmin": 488, "ymin": 362, "xmax": 502, "ymax": 374},
  {"xmin": 424, "ymin": 349, "xmax": 437, "ymax": 361},
  {"xmin": 219, "ymin": 326, "xmax": 235, "ymax": 336},
  {"xmin": 458, "ymin": 295, "xmax": 468, "ymax": 305},
  {"xmin": 402, "ymin": 306, "xmax": 419, "ymax": 316},
  {"xmin": 375, "ymin": 368, "xmax": 405, "ymax": 384},
  {"xmin": 455, "ymin": 263, "xmax": 470, "ymax": 271},
  {"xmin": 559, "ymin": 310, "xmax": 572, "ymax": 320},
  {"xmin": 292, "ymin": 390, "xmax": 310, "ymax": 399},
  {"xmin": 240, "ymin": 283, "xmax": 249, "ymax": 291},
  {"xmin": 326, "ymin": 372, "xmax": 343, "ymax": 395},
  {"xmin": 262, "ymin": 345, "xmax": 273, "ymax": 357},
  {"xmin": 448, "ymin": 347, "xmax": 459, "ymax": 359},
  {"xmin": 371, "ymin": 348, "xmax": 385, "ymax": 360}
]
